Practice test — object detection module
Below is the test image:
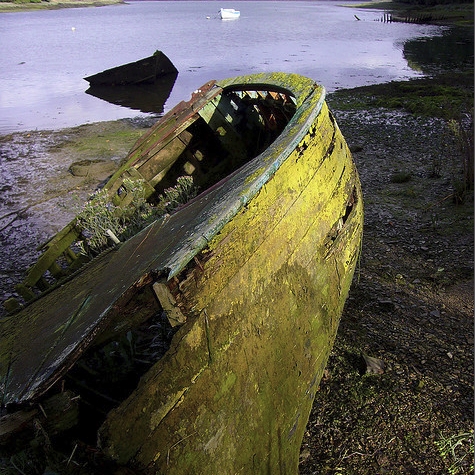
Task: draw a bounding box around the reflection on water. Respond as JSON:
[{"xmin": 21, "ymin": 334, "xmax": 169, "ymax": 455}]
[
  {"xmin": 403, "ymin": 26, "xmax": 474, "ymax": 74},
  {"xmin": 86, "ymin": 73, "xmax": 178, "ymax": 114}
]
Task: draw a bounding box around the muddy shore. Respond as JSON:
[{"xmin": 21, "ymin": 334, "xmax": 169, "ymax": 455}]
[
  {"xmin": 300, "ymin": 91, "xmax": 473, "ymax": 474},
  {"xmin": 0, "ymin": 117, "xmax": 154, "ymax": 311},
  {"xmin": 0, "ymin": 77, "xmax": 473, "ymax": 473},
  {"xmin": 0, "ymin": 0, "xmax": 124, "ymax": 13}
]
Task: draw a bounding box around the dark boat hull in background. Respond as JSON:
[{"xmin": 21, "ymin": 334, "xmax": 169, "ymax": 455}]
[{"xmin": 84, "ymin": 50, "xmax": 178, "ymax": 86}]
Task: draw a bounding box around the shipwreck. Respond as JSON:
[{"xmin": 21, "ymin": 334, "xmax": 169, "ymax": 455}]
[
  {"xmin": 84, "ymin": 51, "xmax": 178, "ymax": 86},
  {"xmin": 1, "ymin": 72, "xmax": 363, "ymax": 474}
]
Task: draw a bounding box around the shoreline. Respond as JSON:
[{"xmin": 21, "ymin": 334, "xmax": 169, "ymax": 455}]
[
  {"xmin": 1, "ymin": 0, "xmax": 472, "ymax": 26},
  {"xmin": 0, "ymin": 0, "xmax": 124, "ymax": 13},
  {"xmin": 348, "ymin": 0, "xmax": 473, "ymax": 25}
]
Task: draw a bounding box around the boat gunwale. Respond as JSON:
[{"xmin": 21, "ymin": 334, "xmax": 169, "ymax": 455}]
[{"xmin": 164, "ymin": 73, "xmax": 326, "ymax": 278}]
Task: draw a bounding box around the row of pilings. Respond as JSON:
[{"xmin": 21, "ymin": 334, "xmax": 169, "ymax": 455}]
[{"xmin": 377, "ymin": 11, "xmax": 443, "ymax": 24}]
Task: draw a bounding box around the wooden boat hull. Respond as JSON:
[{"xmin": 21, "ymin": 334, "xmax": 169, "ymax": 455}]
[
  {"xmin": 99, "ymin": 100, "xmax": 362, "ymax": 473},
  {"xmin": 84, "ymin": 51, "xmax": 177, "ymax": 86},
  {"xmin": 0, "ymin": 73, "xmax": 363, "ymax": 474}
]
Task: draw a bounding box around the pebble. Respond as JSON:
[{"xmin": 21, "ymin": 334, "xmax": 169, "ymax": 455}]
[
  {"xmin": 378, "ymin": 299, "xmax": 395, "ymax": 311},
  {"xmin": 363, "ymin": 354, "xmax": 386, "ymax": 374}
]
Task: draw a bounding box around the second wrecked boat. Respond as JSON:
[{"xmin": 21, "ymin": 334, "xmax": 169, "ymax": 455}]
[
  {"xmin": 0, "ymin": 72, "xmax": 363, "ymax": 474},
  {"xmin": 84, "ymin": 50, "xmax": 178, "ymax": 86}
]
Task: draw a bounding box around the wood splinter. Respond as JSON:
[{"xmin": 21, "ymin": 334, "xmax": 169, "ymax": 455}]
[{"xmin": 152, "ymin": 282, "xmax": 187, "ymax": 327}]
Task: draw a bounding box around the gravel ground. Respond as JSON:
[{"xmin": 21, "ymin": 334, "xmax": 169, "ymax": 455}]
[{"xmin": 299, "ymin": 103, "xmax": 473, "ymax": 475}]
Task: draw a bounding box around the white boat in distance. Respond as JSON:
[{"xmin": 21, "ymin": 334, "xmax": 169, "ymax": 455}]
[{"xmin": 220, "ymin": 8, "xmax": 240, "ymax": 20}]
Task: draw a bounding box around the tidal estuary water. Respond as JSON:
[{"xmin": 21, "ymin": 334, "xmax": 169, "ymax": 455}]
[{"xmin": 1, "ymin": 0, "xmax": 472, "ymax": 134}]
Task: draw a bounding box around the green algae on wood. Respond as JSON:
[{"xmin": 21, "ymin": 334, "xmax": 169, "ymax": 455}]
[{"xmin": 98, "ymin": 77, "xmax": 363, "ymax": 474}]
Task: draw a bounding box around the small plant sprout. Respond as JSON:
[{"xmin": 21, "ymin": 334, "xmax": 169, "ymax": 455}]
[{"xmin": 435, "ymin": 430, "xmax": 474, "ymax": 475}]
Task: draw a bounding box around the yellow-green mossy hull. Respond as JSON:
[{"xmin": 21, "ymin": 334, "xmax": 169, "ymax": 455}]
[
  {"xmin": 99, "ymin": 99, "xmax": 363, "ymax": 473},
  {"xmin": 0, "ymin": 72, "xmax": 362, "ymax": 473}
]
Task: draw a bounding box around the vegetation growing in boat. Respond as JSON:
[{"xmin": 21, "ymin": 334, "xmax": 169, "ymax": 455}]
[
  {"xmin": 70, "ymin": 84, "xmax": 295, "ymax": 256},
  {"xmin": 4, "ymin": 79, "xmax": 299, "ymax": 311},
  {"xmin": 75, "ymin": 176, "xmax": 197, "ymax": 256}
]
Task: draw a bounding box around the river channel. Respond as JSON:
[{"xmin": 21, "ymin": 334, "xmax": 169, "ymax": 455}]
[{"xmin": 1, "ymin": 0, "xmax": 472, "ymax": 134}]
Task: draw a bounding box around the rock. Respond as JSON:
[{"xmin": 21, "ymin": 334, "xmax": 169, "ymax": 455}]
[
  {"xmin": 378, "ymin": 299, "xmax": 395, "ymax": 311},
  {"xmin": 69, "ymin": 159, "xmax": 116, "ymax": 177},
  {"xmin": 349, "ymin": 144, "xmax": 364, "ymax": 153},
  {"xmin": 363, "ymin": 354, "xmax": 386, "ymax": 374}
]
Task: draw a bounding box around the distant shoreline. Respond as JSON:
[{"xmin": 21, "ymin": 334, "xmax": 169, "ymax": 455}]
[
  {"xmin": 0, "ymin": 0, "xmax": 125, "ymax": 13},
  {"xmin": 1, "ymin": 0, "xmax": 472, "ymax": 26}
]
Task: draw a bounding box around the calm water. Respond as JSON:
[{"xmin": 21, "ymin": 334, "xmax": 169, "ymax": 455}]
[{"xmin": 0, "ymin": 1, "xmax": 471, "ymax": 133}]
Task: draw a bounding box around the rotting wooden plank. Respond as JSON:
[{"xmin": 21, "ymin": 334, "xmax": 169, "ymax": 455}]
[
  {"xmin": 0, "ymin": 409, "xmax": 38, "ymax": 445},
  {"xmin": 0, "ymin": 390, "xmax": 79, "ymax": 447},
  {"xmin": 125, "ymin": 81, "xmax": 220, "ymax": 163},
  {"xmin": 152, "ymin": 282, "xmax": 187, "ymax": 327},
  {"xmin": 91, "ymin": 279, "xmax": 159, "ymax": 348},
  {"xmin": 48, "ymin": 261, "xmax": 64, "ymax": 278},
  {"xmin": 105, "ymin": 118, "xmax": 185, "ymax": 189},
  {"xmin": 37, "ymin": 221, "xmax": 77, "ymax": 253},
  {"xmin": 138, "ymin": 131, "xmax": 193, "ymax": 187},
  {"xmin": 14, "ymin": 283, "xmax": 37, "ymax": 302},
  {"xmin": 197, "ymin": 97, "xmax": 248, "ymax": 160},
  {"xmin": 172, "ymin": 102, "xmax": 337, "ymax": 312},
  {"xmin": 102, "ymin": 108, "xmax": 200, "ymax": 195},
  {"xmin": 126, "ymin": 80, "xmax": 216, "ymax": 157},
  {"xmin": 22, "ymin": 227, "xmax": 79, "ymax": 289},
  {"xmin": 127, "ymin": 112, "xmax": 197, "ymax": 168}
]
